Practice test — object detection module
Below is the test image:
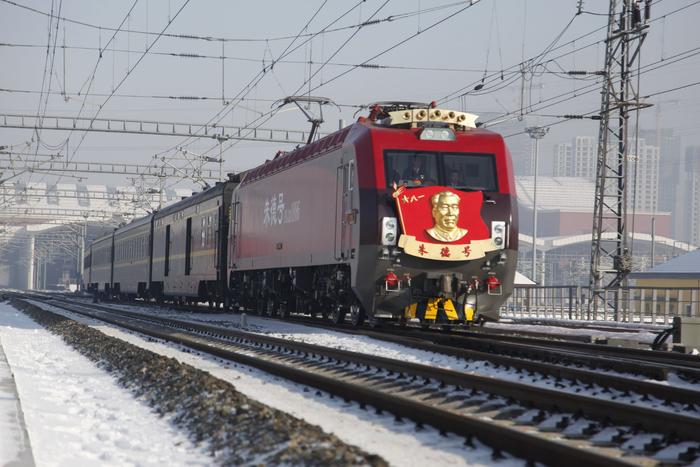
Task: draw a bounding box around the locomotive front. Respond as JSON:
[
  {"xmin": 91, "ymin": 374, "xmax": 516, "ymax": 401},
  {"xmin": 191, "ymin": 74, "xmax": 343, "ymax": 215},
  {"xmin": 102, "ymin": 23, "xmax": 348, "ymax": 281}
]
[{"xmin": 357, "ymin": 103, "xmax": 518, "ymax": 325}]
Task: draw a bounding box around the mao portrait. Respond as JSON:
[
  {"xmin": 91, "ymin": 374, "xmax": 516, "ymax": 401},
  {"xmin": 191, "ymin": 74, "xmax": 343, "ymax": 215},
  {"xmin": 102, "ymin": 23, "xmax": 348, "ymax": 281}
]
[{"xmin": 425, "ymin": 191, "xmax": 468, "ymax": 243}]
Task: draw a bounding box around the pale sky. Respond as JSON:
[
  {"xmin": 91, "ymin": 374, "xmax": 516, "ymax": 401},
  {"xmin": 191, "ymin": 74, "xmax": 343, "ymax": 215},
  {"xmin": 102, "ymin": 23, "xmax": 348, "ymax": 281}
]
[{"xmin": 1, "ymin": 0, "xmax": 699, "ymax": 190}]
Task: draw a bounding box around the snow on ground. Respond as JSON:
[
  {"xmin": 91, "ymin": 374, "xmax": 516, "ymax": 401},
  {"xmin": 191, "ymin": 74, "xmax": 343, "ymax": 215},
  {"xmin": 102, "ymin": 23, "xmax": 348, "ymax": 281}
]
[
  {"xmin": 30, "ymin": 300, "xmax": 520, "ymax": 467},
  {"xmin": 486, "ymin": 321, "xmax": 661, "ymax": 343},
  {"xmin": 0, "ymin": 337, "xmax": 33, "ymax": 466},
  {"xmin": 0, "ymin": 302, "xmax": 212, "ymax": 467},
  {"xmin": 97, "ymin": 300, "xmax": 700, "ymax": 398}
]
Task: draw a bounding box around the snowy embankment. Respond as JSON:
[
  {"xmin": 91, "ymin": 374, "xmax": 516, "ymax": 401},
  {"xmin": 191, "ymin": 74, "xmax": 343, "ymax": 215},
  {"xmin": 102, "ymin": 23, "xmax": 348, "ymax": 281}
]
[
  {"xmin": 2, "ymin": 299, "xmax": 385, "ymax": 466},
  {"xmin": 0, "ymin": 301, "xmax": 209, "ymax": 466},
  {"xmin": 21, "ymin": 298, "xmax": 518, "ymax": 467}
]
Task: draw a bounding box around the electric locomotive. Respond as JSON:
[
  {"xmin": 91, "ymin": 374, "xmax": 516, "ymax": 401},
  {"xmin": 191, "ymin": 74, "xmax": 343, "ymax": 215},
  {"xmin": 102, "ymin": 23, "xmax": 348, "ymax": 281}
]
[
  {"xmin": 226, "ymin": 102, "xmax": 517, "ymax": 326},
  {"xmin": 84, "ymin": 101, "xmax": 517, "ymax": 327}
]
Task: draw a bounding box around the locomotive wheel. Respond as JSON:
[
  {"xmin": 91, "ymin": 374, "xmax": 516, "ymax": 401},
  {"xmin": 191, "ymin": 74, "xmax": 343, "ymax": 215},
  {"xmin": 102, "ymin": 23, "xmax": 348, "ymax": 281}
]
[
  {"xmin": 279, "ymin": 299, "xmax": 291, "ymax": 319},
  {"xmin": 330, "ymin": 305, "xmax": 346, "ymax": 325},
  {"xmin": 349, "ymin": 305, "xmax": 365, "ymax": 327},
  {"xmin": 254, "ymin": 298, "xmax": 265, "ymax": 316},
  {"xmin": 368, "ymin": 316, "xmax": 383, "ymax": 329},
  {"xmin": 309, "ymin": 300, "xmax": 326, "ymax": 319},
  {"xmin": 264, "ymin": 298, "xmax": 276, "ymax": 317}
]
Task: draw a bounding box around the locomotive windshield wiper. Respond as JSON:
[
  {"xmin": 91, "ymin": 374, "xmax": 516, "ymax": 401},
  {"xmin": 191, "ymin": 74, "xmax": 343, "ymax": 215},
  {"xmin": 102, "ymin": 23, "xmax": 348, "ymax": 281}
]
[{"xmin": 453, "ymin": 187, "xmax": 478, "ymax": 192}]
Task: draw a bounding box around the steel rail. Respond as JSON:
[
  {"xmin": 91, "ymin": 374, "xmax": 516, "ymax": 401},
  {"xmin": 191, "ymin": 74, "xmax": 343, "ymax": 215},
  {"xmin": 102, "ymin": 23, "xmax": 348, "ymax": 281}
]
[
  {"xmin": 32, "ymin": 298, "xmax": 700, "ymax": 444},
  {"xmin": 11, "ymin": 295, "xmax": 660, "ymax": 466},
  {"xmin": 42, "ymin": 294, "xmax": 700, "ymax": 405},
  {"xmin": 420, "ymin": 329, "xmax": 700, "ymax": 371}
]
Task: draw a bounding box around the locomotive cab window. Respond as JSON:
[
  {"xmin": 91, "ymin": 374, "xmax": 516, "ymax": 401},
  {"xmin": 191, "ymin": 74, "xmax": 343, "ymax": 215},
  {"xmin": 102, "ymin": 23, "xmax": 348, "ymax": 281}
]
[{"xmin": 384, "ymin": 150, "xmax": 498, "ymax": 192}]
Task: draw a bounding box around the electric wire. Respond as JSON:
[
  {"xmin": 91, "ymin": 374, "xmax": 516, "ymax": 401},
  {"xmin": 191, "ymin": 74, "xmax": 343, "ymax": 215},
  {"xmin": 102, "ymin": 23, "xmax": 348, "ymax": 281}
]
[
  {"xmin": 194, "ymin": 0, "xmax": 482, "ymax": 163},
  {"xmin": 0, "ymin": 0, "xmax": 468, "ymax": 44},
  {"xmin": 154, "ymin": 0, "xmax": 366, "ymax": 161},
  {"xmin": 438, "ymin": 0, "xmax": 697, "ymax": 107}
]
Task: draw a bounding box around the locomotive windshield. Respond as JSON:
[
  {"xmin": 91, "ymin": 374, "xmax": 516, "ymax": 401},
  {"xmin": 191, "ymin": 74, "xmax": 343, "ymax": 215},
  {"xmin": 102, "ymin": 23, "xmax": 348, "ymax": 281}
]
[{"xmin": 384, "ymin": 150, "xmax": 498, "ymax": 191}]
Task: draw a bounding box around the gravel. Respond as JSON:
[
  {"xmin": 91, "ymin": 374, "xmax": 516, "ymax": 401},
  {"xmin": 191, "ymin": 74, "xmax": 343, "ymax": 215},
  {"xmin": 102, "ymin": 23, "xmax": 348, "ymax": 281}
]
[{"xmin": 9, "ymin": 298, "xmax": 387, "ymax": 466}]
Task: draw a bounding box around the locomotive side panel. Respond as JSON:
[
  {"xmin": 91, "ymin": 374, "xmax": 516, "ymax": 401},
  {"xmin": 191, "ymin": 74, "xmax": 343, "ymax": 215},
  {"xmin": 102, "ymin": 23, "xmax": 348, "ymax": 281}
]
[
  {"xmin": 112, "ymin": 215, "xmax": 152, "ymax": 297},
  {"xmin": 233, "ymin": 146, "xmax": 352, "ymax": 270}
]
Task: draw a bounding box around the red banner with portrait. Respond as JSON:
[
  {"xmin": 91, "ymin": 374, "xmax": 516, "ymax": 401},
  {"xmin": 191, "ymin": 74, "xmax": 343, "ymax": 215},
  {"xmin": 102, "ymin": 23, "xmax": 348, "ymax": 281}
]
[{"xmin": 392, "ymin": 185, "xmax": 498, "ymax": 261}]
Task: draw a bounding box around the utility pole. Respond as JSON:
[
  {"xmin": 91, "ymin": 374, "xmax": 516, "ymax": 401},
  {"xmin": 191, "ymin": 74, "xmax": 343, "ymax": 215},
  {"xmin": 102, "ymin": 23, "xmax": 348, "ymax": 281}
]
[
  {"xmin": 79, "ymin": 213, "xmax": 88, "ymax": 290},
  {"xmin": 526, "ymin": 126, "xmax": 548, "ymax": 283},
  {"xmin": 589, "ymin": 0, "xmax": 651, "ymax": 317}
]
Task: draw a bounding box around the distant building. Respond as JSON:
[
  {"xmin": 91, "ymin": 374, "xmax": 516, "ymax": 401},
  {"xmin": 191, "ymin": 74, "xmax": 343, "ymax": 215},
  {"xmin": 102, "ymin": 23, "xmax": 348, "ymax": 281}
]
[
  {"xmin": 639, "ymin": 128, "xmax": 684, "ymax": 232},
  {"xmin": 515, "ymin": 175, "xmax": 681, "ymax": 285},
  {"xmin": 629, "ymin": 139, "xmax": 660, "ymax": 213},
  {"xmin": 628, "ymin": 249, "xmax": 700, "ymax": 318},
  {"xmin": 553, "ymin": 143, "xmax": 573, "ymax": 177},
  {"xmin": 629, "ymin": 248, "xmax": 700, "ymax": 287},
  {"xmin": 0, "ymin": 183, "xmax": 193, "ymax": 290},
  {"xmin": 574, "ymin": 136, "xmax": 597, "ymax": 179},
  {"xmin": 551, "ymin": 136, "xmax": 597, "ymax": 179},
  {"xmin": 552, "ymin": 135, "xmax": 662, "ymax": 214},
  {"xmin": 683, "ymin": 146, "xmax": 700, "ymax": 246},
  {"xmin": 516, "ymin": 176, "xmax": 671, "ymax": 238}
]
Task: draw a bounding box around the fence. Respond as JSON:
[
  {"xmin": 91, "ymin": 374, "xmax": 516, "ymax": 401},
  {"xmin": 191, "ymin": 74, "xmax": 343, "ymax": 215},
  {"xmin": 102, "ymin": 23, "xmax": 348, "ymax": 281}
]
[{"xmin": 500, "ymin": 285, "xmax": 700, "ymax": 325}]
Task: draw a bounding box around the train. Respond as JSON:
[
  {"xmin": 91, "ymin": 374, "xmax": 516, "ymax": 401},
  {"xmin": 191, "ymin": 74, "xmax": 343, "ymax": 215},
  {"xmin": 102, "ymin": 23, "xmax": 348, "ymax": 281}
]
[{"xmin": 84, "ymin": 102, "xmax": 518, "ymax": 326}]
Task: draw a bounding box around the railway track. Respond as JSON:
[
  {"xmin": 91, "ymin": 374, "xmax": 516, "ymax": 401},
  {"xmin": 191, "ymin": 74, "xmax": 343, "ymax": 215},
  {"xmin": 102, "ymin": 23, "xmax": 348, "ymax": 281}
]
[
  {"xmin": 20, "ymin": 293, "xmax": 700, "ymax": 387},
  {"xmin": 26, "ymin": 293, "xmax": 700, "ymax": 403},
  {"xmin": 14, "ymin": 294, "xmax": 700, "ymax": 466},
  {"xmin": 270, "ymin": 315, "xmax": 700, "ymax": 383},
  {"xmin": 389, "ymin": 327, "xmax": 700, "ymax": 381},
  {"xmin": 498, "ymin": 317, "xmax": 663, "ymax": 335}
]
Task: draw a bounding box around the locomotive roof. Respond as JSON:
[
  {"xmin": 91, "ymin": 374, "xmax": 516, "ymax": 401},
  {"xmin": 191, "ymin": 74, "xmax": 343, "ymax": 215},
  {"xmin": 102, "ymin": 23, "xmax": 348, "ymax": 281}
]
[
  {"xmin": 241, "ymin": 118, "xmax": 506, "ymax": 186},
  {"xmin": 153, "ymin": 181, "xmax": 234, "ymax": 219},
  {"xmin": 115, "ymin": 212, "xmax": 153, "ymax": 235},
  {"xmin": 242, "ymin": 125, "xmax": 352, "ymax": 185},
  {"xmin": 91, "ymin": 231, "xmax": 114, "ymax": 247}
]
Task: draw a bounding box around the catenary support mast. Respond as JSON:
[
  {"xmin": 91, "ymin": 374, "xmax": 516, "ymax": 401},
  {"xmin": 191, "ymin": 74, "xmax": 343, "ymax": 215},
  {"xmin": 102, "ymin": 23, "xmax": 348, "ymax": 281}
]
[{"xmin": 589, "ymin": 0, "xmax": 651, "ymax": 317}]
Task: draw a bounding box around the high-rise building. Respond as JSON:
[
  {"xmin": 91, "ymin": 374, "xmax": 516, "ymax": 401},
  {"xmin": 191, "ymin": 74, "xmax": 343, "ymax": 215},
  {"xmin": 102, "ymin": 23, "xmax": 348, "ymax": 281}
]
[
  {"xmin": 574, "ymin": 136, "xmax": 597, "ymax": 179},
  {"xmin": 553, "ymin": 143, "xmax": 573, "ymax": 177},
  {"xmin": 629, "ymin": 139, "xmax": 660, "ymax": 213},
  {"xmin": 683, "ymin": 146, "xmax": 700, "ymax": 246},
  {"xmin": 552, "ymin": 136, "xmax": 597, "ymax": 179},
  {"xmin": 638, "ymin": 128, "xmax": 683, "ymax": 236},
  {"xmin": 553, "ymin": 135, "xmax": 662, "ymax": 213}
]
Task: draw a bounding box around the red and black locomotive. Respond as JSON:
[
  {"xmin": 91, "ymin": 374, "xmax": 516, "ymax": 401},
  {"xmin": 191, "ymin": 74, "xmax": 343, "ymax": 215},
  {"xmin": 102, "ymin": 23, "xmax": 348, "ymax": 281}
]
[{"xmin": 85, "ymin": 102, "xmax": 517, "ymax": 326}]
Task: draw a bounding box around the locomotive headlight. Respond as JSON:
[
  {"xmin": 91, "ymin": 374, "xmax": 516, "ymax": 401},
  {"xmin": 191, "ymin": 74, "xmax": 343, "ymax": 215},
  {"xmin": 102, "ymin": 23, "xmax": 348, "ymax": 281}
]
[
  {"xmin": 491, "ymin": 221, "xmax": 506, "ymax": 249},
  {"xmin": 381, "ymin": 217, "xmax": 398, "ymax": 246},
  {"xmin": 419, "ymin": 127, "xmax": 456, "ymax": 141}
]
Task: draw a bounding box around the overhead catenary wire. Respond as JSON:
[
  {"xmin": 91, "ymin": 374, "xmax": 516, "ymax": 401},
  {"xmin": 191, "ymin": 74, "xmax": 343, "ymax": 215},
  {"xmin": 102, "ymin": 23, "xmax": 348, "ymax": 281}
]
[
  {"xmin": 1, "ymin": 40, "xmax": 591, "ymax": 75},
  {"xmin": 62, "ymin": 0, "xmax": 190, "ymax": 169},
  {"xmin": 46, "ymin": 0, "xmax": 142, "ymax": 175},
  {"xmin": 478, "ymin": 43, "xmax": 700, "ymax": 128},
  {"xmin": 0, "ymin": 0, "xmax": 468, "ymax": 44},
  {"xmin": 154, "ymin": 0, "xmax": 367, "ymax": 160},
  {"xmin": 28, "ymin": 0, "xmax": 63, "ymax": 185},
  {"xmin": 438, "ymin": 0, "xmax": 697, "ymax": 107},
  {"xmin": 0, "ymin": 0, "xmax": 187, "ymax": 207},
  {"xmin": 2, "ymin": 0, "xmax": 699, "ymax": 204},
  {"xmin": 194, "ymin": 0, "xmax": 483, "ymax": 163}
]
